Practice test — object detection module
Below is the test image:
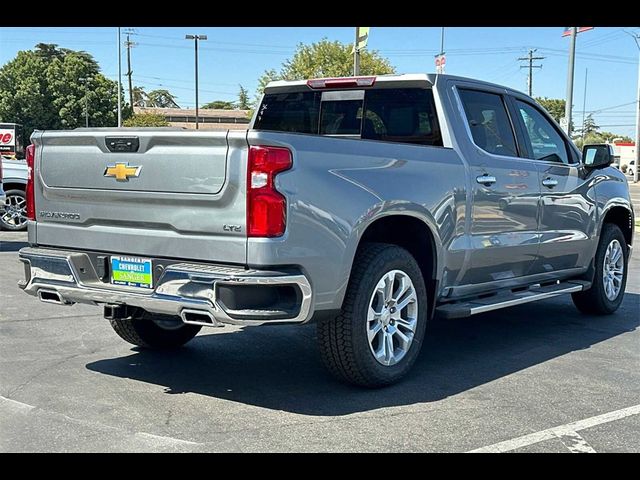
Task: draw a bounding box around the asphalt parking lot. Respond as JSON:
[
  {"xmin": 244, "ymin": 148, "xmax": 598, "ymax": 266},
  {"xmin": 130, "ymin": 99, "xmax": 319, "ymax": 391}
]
[{"xmin": 1, "ymin": 230, "xmax": 638, "ymax": 452}]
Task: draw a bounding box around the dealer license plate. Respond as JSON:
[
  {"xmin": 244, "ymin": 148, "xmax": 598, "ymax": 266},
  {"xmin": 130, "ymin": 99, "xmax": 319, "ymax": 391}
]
[{"xmin": 110, "ymin": 256, "xmax": 153, "ymax": 289}]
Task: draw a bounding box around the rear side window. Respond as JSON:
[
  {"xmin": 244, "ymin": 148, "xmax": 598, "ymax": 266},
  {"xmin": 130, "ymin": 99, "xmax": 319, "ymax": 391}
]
[
  {"xmin": 363, "ymin": 89, "xmax": 442, "ymax": 146},
  {"xmin": 255, "ymin": 91, "xmax": 320, "ymax": 134},
  {"xmin": 255, "ymin": 87, "xmax": 443, "ymax": 147},
  {"xmin": 458, "ymin": 89, "xmax": 518, "ymax": 157}
]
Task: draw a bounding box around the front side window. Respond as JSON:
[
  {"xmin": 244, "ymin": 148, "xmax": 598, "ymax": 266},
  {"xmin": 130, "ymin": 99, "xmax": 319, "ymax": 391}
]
[
  {"xmin": 515, "ymin": 100, "xmax": 569, "ymax": 164},
  {"xmin": 458, "ymin": 89, "xmax": 518, "ymax": 157}
]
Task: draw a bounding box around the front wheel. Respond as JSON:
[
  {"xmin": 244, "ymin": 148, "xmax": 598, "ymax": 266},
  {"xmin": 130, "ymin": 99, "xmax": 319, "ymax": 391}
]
[
  {"xmin": 317, "ymin": 243, "xmax": 428, "ymax": 388},
  {"xmin": 572, "ymin": 223, "xmax": 628, "ymax": 315}
]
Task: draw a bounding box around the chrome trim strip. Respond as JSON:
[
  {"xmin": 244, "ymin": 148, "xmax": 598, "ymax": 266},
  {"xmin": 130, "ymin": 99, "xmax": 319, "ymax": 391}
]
[
  {"xmin": 468, "ymin": 284, "xmax": 584, "ymax": 315},
  {"xmin": 19, "ymin": 247, "xmax": 314, "ymax": 327}
]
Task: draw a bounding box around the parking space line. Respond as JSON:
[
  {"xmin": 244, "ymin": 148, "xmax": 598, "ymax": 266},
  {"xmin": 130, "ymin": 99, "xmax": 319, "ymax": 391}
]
[
  {"xmin": 0, "ymin": 395, "xmax": 35, "ymax": 414},
  {"xmin": 468, "ymin": 404, "xmax": 640, "ymax": 453},
  {"xmin": 555, "ymin": 429, "xmax": 596, "ymax": 453}
]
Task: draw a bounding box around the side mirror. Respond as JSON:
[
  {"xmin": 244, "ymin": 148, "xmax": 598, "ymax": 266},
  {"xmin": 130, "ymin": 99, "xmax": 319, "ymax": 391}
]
[{"xmin": 582, "ymin": 144, "xmax": 614, "ymax": 169}]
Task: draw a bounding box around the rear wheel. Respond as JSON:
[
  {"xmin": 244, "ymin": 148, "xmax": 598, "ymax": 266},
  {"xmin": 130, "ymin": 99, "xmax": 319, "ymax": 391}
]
[
  {"xmin": 572, "ymin": 224, "xmax": 628, "ymax": 315},
  {"xmin": 109, "ymin": 314, "xmax": 201, "ymax": 349},
  {"xmin": 1, "ymin": 189, "xmax": 27, "ymax": 231},
  {"xmin": 317, "ymin": 243, "xmax": 428, "ymax": 388}
]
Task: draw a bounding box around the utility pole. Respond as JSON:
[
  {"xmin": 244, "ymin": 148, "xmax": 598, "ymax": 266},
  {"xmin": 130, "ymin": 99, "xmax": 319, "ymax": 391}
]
[
  {"xmin": 564, "ymin": 27, "xmax": 578, "ymax": 137},
  {"xmin": 518, "ymin": 49, "xmax": 544, "ymax": 97},
  {"xmin": 435, "ymin": 27, "xmax": 446, "ymax": 74},
  {"xmin": 117, "ymin": 27, "xmax": 122, "ymax": 127},
  {"xmin": 629, "ymin": 31, "xmax": 640, "ymax": 184},
  {"xmin": 581, "ymin": 68, "xmax": 588, "ymax": 146},
  {"xmin": 124, "ymin": 29, "xmax": 136, "ymax": 113},
  {"xmin": 353, "ymin": 27, "xmax": 360, "ymax": 76},
  {"xmin": 185, "ymin": 34, "xmax": 207, "ymax": 130}
]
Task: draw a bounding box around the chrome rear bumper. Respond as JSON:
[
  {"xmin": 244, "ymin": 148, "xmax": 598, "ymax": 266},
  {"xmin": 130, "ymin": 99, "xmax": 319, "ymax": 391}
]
[{"xmin": 18, "ymin": 247, "xmax": 313, "ymax": 327}]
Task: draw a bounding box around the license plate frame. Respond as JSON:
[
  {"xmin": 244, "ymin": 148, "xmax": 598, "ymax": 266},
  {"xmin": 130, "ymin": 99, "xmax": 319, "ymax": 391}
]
[{"xmin": 110, "ymin": 256, "xmax": 153, "ymax": 289}]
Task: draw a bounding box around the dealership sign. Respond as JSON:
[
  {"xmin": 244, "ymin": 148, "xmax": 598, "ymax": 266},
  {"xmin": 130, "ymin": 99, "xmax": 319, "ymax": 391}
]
[{"xmin": 0, "ymin": 128, "xmax": 16, "ymax": 152}]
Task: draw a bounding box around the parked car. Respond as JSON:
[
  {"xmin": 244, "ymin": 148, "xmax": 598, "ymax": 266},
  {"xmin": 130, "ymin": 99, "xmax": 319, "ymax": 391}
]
[
  {"xmin": 0, "ymin": 155, "xmax": 28, "ymax": 231},
  {"xmin": 18, "ymin": 74, "xmax": 634, "ymax": 387}
]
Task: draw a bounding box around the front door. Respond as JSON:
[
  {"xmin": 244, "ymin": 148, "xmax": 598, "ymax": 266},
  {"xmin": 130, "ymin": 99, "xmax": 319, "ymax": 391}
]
[
  {"xmin": 510, "ymin": 98, "xmax": 595, "ymax": 274},
  {"xmin": 456, "ymin": 88, "xmax": 541, "ymax": 287}
]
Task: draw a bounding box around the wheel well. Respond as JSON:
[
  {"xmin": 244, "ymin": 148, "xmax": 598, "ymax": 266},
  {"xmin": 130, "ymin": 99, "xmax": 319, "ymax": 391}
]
[
  {"xmin": 358, "ymin": 215, "xmax": 437, "ymax": 314},
  {"xmin": 1, "ymin": 182, "xmax": 26, "ymax": 193},
  {"xmin": 603, "ymin": 206, "xmax": 633, "ymax": 246}
]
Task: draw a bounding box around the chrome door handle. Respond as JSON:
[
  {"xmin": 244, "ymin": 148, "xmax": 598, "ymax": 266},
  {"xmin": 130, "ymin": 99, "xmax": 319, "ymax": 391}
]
[
  {"xmin": 542, "ymin": 177, "xmax": 558, "ymax": 188},
  {"xmin": 476, "ymin": 174, "xmax": 497, "ymax": 186}
]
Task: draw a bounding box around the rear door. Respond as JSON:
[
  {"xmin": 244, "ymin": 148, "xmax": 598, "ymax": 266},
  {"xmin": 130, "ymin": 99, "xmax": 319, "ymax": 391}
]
[
  {"xmin": 455, "ymin": 86, "xmax": 541, "ymax": 287},
  {"xmin": 32, "ymin": 129, "xmax": 248, "ymax": 264},
  {"xmin": 509, "ymin": 97, "xmax": 595, "ymax": 273}
]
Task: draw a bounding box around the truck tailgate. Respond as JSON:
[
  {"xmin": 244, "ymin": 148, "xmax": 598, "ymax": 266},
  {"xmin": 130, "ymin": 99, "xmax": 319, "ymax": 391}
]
[{"xmin": 32, "ymin": 129, "xmax": 248, "ymax": 264}]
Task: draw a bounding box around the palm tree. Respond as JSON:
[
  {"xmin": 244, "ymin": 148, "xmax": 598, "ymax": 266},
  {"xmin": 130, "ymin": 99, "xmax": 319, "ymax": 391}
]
[
  {"xmin": 132, "ymin": 86, "xmax": 149, "ymax": 107},
  {"xmin": 146, "ymin": 89, "xmax": 180, "ymax": 108}
]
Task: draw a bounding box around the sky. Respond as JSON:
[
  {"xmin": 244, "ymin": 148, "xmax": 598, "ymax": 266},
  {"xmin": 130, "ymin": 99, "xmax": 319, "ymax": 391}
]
[{"xmin": 0, "ymin": 26, "xmax": 638, "ymax": 138}]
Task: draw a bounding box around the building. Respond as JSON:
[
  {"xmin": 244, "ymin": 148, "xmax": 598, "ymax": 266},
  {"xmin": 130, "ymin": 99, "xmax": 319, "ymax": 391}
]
[
  {"xmin": 612, "ymin": 141, "xmax": 636, "ymax": 171},
  {"xmin": 133, "ymin": 107, "xmax": 251, "ymax": 130}
]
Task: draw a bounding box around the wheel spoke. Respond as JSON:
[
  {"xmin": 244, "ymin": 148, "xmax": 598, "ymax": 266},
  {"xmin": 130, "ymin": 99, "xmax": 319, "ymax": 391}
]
[
  {"xmin": 395, "ymin": 317, "xmax": 417, "ymax": 333},
  {"xmin": 396, "ymin": 293, "xmax": 415, "ymax": 312},
  {"xmin": 368, "ymin": 321, "xmax": 383, "ymax": 342},
  {"xmin": 392, "ymin": 326, "xmax": 413, "ymax": 350},
  {"xmin": 384, "ymin": 274, "xmax": 394, "ymax": 302},
  {"xmin": 383, "ymin": 332, "xmax": 394, "ymax": 364}
]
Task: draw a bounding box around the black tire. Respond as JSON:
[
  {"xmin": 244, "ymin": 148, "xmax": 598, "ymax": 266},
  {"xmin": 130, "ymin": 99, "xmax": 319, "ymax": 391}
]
[
  {"xmin": 317, "ymin": 243, "xmax": 428, "ymax": 388},
  {"xmin": 572, "ymin": 223, "xmax": 628, "ymax": 315},
  {"xmin": 1, "ymin": 189, "xmax": 28, "ymax": 231},
  {"xmin": 109, "ymin": 315, "xmax": 201, "ymax": 349}
]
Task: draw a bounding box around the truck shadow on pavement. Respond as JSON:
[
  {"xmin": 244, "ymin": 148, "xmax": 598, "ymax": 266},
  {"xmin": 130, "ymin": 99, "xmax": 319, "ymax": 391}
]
[
  {"xmin": 87, "ymin": 293, "xmax": 639, "ymax": 416},
  {"xmin": 0, "ymin": 239, "xmax": 28, "ymax": 252}
]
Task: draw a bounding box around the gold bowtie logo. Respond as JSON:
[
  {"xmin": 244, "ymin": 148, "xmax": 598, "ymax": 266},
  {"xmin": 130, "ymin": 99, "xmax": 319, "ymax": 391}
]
[{"xmin": 104, "ymin": 163, "xmax": 141, "ymax": 182}]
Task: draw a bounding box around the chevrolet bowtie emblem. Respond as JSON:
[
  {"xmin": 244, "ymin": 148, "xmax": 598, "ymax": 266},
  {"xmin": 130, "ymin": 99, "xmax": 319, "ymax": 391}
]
[{"xmin": 104, "ymin": 163, "xmax": 141, "ymax": 182}]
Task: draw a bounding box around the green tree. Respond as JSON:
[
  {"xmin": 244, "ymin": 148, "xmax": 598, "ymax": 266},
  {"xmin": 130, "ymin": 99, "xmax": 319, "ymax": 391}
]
[
  {"xmin": 122, "ymin": 113, "xmax": 168, "ymax": 127},
  {"xmin": 146, "ymin": 89, "xmax": 180, "ymax": 108},
  {"xmin": 202, "ymin": 100, "xmax": 236, "ymax": 110},
  {"xmin": 0, "ymin": 43, "xmax": 123, "ymax": 138},
  {"xmin": 132, "ymin": 86, "xmax": 149, "ymax": 107},
  {"xmin": 579, "ymin": 114, "xmax": 599, "ymax": 137},
  {"xmin": 534, "ymin": 97, "xmax": 566, "ymax": 123},
  {"xmin": 256, "ymin": 39, "xmax": 395, "ymax": 96},
  {"xmin": 237, "ymin": 85, "xmax": 250, "ymax": 110}
]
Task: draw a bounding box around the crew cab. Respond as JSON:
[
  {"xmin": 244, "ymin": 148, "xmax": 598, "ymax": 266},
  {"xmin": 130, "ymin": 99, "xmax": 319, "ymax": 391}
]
[{"xmin": 18, "ymin": 74, "xmax": 634, "ymax": 387}]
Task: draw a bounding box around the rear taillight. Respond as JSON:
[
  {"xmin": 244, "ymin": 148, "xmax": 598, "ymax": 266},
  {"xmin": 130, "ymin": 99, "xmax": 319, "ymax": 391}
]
[
  {"xmin": 247, "ymin": 145, "xmax": 292, "ymax": 237},
  {"xmin": 25, "ymin": 144, "xmax": 35, "ymax": 221}
]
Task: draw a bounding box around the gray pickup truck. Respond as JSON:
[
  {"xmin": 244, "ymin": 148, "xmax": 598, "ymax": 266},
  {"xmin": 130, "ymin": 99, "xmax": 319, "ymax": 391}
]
[{"xmin": 18, "ymin": 74, "xmax": 634, "ymax": 387}]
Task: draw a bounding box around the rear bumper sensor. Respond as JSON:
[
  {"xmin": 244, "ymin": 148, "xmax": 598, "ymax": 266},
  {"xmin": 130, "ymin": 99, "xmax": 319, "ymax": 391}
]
[
  {"xmin": 18, "ymin": 246, "xmax": 313, "ymax": 327},
  {"xmin": 436, "ymin": 280, "xmax": 591, "ymax": 319}
]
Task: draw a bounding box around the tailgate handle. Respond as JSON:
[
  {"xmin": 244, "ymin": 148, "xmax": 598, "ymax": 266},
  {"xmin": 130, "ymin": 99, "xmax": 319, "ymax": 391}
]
[{"xmin": 105, "ymin": 137, "xmax": 140, "ymax": 153}]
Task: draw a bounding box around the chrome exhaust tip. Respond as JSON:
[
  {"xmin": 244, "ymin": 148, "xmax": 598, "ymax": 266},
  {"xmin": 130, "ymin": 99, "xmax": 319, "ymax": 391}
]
[
  {"xmin": 38, "ymin": 289, "xmax": 74, "ymax": 306},
  {"xmin": 180, "ymin": 309, "xmax": 220, "ymax": 327}
]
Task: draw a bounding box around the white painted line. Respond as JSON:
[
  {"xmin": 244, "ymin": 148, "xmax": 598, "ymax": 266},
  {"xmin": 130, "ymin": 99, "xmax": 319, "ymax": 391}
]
[
  {"xmin": 555, "ymin": 428, "xmax": 596, "ymax": 453},
  {"xmin": 135, "ymin": 432, "xmax": 202, "ymax": 447},
  {"xmin": 469, "ymin": 404, "xmax": 640, "ymax": 453},
  {"xmin": 0, "ymin": 395, "xmax": 36, "ymax": 414}
]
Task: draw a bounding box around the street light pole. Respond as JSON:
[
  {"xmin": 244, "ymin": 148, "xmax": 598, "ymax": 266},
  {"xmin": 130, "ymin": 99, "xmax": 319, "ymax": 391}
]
[
  {"xmin": 632, "ymin": 33, "xmax": 640, "ymax": 184},
  {"xmin": 353, "ymin": 27, "xmax": 360, "ymax": 76},
  {"xmin": 117, "ymin": 27, "xmax": 122, "ymax": 127},
  {"xmin": 564, "ymin": 27, "xmax": 577, "ymax": 137},
  {"xmin": 185, "ymin": 34, "xmax": 208, "ymax": 130}
]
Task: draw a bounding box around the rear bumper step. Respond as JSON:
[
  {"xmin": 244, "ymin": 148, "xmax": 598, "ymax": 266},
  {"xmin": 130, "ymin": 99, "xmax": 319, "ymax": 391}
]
[
  {"xmin": 18, "ymin": 247, "xmax": 313, "ymax": 327},
  {"xmin": 436, "ymin": 280, "xmax": 591, "ymax": 319}
]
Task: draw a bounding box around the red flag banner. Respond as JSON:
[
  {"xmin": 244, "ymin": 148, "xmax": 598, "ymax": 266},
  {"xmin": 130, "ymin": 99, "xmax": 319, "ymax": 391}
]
[{"xmin": 562, "ymin": 27, "xmax": 594, "ymax": 37}]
